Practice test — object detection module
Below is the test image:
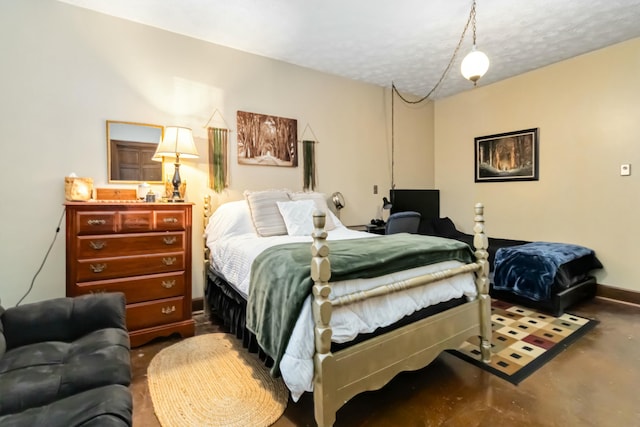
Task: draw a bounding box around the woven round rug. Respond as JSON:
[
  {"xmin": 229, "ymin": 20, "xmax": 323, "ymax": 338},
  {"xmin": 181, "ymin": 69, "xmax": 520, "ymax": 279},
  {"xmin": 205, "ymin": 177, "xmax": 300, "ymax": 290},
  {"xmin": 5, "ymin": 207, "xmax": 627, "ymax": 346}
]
[{"xmin": 147, "ymin": 333, "xmax": 289, "ymax": 427}]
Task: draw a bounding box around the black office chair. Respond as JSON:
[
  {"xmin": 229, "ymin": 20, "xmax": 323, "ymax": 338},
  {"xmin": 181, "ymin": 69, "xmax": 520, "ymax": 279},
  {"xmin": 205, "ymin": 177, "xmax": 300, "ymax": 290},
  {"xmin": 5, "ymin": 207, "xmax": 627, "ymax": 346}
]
[{"xmin": 385, "ymin": 211, "xmax": 421, "ymax": 234}]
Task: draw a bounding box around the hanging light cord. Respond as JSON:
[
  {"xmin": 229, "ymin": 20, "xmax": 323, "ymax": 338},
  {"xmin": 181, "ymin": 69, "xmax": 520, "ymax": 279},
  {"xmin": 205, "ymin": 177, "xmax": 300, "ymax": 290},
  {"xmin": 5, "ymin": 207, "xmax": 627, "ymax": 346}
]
[
  {"xmin": 392, "ymin": 0, "xmax": 477, "ymax": 104},
  {"xmin": 390, "ymin": 1, "xmax": 477, "ymax": 189},
  {"xmin": 471, "ymin": 0, "xmax": 478, "ymax": 47}
]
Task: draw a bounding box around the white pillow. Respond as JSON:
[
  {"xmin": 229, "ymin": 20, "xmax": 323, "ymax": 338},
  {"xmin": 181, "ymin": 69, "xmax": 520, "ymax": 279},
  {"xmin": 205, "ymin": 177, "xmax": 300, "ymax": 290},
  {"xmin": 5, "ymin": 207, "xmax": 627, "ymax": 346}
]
[
  {"xmin": 244, "ymin": 189, "xmax": 290, "ymax": 237},
  {"xmin": 276, "ymin": 199, "xmax": 317, "ymax": 236},
  {"xmin": 204, "ymin": 200, "xmax": 255, "ymax": 244},
  {"xmin": 288, "ymin": 191, "xmax": 339, "ymax": 230}
]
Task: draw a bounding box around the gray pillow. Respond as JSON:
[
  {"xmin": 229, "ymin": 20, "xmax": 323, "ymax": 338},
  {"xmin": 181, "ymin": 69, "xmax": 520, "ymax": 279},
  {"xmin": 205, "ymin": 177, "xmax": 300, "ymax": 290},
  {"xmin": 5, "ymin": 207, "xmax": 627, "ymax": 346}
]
[{"xmin": 244, "ymin": 190, "xmax": 290, "ymax": 237}]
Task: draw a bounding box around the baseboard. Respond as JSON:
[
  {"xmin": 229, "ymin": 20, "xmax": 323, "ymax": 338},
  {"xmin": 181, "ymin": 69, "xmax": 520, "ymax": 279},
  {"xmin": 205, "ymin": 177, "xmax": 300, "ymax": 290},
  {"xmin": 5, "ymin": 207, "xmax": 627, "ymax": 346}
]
[
  {"xmin": 596, "ymin": 284, "xmax": 640, "ymax": 306},
  {"xmin": 192, "ymin": 288, "xmax": 638, "ymax": 313},
  {"xmin": 192, "ymin": 297, "xmax": 204, "ymax": 313}
]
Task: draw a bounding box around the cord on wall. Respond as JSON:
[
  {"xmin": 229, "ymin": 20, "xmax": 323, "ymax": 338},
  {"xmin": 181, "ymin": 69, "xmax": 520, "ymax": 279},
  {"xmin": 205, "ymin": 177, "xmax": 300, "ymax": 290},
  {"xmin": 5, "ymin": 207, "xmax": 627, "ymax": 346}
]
[{"xmin": 16, "ymin": 207, "xmax": 66, "ymax": 307}]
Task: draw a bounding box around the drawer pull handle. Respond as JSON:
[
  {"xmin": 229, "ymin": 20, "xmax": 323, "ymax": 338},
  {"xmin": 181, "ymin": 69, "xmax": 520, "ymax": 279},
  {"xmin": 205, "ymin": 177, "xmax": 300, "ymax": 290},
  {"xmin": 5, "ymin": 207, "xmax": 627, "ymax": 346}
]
[
  {"xmin": 87, "ymin": 219, "xmax": 106, "ymax": 226},
  {"xmin": 89, "ymin": 240, "xmax": 106, "ymax": 250},
  {"xmin": 89, "ymin": 263, "xmax": 107, "ymax": 273},
  {"xmin": 161, "ymin": 306, "xmax": 176, "ymax": 315},
  {"xmin": 163, "ymin": 236, "xmax": 177, "ymax": 245},
  {"xmin": 161, "ymin": 280, "xmax": 176, "ymax": 289},
  {"xmin": 163, "ymin": 217, "xmax": 178, "ymax": 224},
  {"xmin": 162, "ymin": 257, "xmax": 177, "ymax": 266}
]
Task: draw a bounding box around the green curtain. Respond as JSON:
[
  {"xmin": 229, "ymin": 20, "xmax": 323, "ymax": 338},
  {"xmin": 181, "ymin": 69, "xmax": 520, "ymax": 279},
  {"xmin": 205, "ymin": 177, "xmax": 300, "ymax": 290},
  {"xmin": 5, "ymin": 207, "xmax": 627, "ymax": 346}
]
[
  {"xmin": 302, "ymin": 140, "xmax": 316, "ymax": 191},
  {"xmin": 208, "ymin": 127, "xmax": 228, "ymax": 193}
]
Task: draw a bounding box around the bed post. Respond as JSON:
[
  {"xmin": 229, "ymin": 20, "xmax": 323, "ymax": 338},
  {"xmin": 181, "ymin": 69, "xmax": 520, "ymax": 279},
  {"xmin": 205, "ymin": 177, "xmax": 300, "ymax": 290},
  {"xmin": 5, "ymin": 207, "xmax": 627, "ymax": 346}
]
[
  {"xmin": 203, "ymin": 195, "xmax": 213, "ymax": 317},
  {"xmin": 310, "ymin": 211, "xmax": 336, "ymax": 427},
  {"xmin": 473, "ymin": 203, "xmax": 492, "ymax": 363}
]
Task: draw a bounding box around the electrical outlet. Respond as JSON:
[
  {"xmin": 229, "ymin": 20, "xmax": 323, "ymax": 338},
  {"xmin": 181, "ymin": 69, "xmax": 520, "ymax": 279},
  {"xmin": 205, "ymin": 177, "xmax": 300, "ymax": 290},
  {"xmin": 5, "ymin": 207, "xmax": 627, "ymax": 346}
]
[
  {"xmin": 620, "ymin": 164, "xmax": 631, "ymax": 176},
  {"xmin": 373, "ymin": 185, "xmax": 378, "ymax": 194}
]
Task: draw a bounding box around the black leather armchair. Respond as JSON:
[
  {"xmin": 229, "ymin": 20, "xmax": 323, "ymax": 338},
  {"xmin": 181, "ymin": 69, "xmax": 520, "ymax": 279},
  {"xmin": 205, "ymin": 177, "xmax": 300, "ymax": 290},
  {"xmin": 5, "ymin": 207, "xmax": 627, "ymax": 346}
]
[{"xmin": 0, "ymin": 293, "xmax": 132, "ymax": 426}]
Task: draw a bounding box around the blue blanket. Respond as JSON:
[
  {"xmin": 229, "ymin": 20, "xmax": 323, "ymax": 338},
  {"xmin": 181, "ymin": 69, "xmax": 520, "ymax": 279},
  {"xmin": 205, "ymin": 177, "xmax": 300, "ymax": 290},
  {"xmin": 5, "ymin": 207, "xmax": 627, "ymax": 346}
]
[{"xmin": 493, "ymin": 242, "xmax": 595, "ymax": 301}]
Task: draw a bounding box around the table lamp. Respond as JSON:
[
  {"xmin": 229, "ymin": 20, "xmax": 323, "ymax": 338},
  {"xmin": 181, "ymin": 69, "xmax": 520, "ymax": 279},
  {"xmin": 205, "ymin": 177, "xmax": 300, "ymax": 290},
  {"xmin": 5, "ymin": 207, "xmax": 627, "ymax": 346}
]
[{"xmin": 153, "ymin": 126, "xmax": 199, "ymax": 202}]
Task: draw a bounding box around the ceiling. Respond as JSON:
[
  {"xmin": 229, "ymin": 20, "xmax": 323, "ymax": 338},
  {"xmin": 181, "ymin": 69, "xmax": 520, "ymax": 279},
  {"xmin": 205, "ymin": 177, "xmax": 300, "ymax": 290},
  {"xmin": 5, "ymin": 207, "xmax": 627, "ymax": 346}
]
[{"xmin": 59, "ymin": 0, "xmax": 640, "ymax": 99}]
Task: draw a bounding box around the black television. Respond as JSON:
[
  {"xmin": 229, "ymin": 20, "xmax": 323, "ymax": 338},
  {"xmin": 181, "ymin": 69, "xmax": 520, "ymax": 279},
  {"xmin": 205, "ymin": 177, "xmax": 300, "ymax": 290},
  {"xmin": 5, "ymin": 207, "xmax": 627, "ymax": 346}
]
[{"xmin": 389, "ymin": 189, "xmax": 440, "ymax": 234}]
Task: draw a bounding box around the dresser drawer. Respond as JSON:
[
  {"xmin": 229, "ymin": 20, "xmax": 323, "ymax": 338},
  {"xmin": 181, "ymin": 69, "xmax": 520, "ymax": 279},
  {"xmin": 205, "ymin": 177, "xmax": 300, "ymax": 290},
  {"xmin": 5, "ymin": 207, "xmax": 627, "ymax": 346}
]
[
  {"xmin": 155, "ymin": 210, "xmax": 186, "ymax": 231},
  {"xmin": 76, "ymin": 232, "xmax": 185, "ymax": 258},
  {"xmin": 119, "ymin": 211, "xmax": 153, "ymax": 232},
  {"xmin": 76, "ymin": 253, "xmax": 185, "ymax": 282},
  {"xmin": 72, "ymin": 272, "xmax": 185, "ymax": 303},
  {"xmin": 126, "ymin": 297, "xmax": 184, "ymax": 330},
  {"xmin": 76, "ymin": 211, "xmax": 117, "ymax": 235}
]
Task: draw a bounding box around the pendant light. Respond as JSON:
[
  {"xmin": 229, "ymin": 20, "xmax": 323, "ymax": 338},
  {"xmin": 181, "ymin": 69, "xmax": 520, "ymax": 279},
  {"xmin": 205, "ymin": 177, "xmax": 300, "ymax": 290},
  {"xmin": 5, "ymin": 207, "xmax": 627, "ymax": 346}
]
[{"xmin": 461, "ymin": 0, "xmax": 490, "ymax": 85}]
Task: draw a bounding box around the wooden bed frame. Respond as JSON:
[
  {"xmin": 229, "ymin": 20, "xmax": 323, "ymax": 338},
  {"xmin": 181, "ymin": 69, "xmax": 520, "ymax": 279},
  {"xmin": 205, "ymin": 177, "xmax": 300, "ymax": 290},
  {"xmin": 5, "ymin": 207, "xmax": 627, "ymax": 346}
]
[{"xmin": 203, "ymin": 196, "xmax": 491, "ymax": 427}]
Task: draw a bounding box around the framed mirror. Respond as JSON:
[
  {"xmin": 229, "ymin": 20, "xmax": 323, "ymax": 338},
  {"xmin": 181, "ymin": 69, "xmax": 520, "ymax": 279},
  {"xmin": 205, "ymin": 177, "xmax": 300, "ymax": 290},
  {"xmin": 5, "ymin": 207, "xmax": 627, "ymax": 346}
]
[{"xmin": 107, "ymin": 121, "xmax": 165, "ymax": 183}]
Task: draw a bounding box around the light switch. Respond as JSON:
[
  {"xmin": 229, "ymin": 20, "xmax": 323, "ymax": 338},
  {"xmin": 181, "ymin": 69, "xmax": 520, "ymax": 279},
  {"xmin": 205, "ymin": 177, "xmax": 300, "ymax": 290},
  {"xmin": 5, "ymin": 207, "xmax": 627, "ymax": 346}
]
[
  {"xmin": 620, "ymin": 164, "xmax": 631, "ymax": 176},
  {"xmin": 373, "ymin": 184, "xmax": 378, "ymax": 194}
]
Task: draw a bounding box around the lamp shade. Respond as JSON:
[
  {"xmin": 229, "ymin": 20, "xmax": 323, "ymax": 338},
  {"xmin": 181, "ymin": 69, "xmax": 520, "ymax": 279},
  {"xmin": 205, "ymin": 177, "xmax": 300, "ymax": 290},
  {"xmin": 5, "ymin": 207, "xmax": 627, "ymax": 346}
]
[
  {"xmin": 382, "ymin": 197, "xmax": 392, "ymax": 210},
  {"xmin": 332, "ymin": 192, "xmax": 345, "ymax": 210},
  {"xmin": 461, "ymin": 46, "xmax": 490, "ymax": 83},
  {"xmin": 153, "ymin": 126, "xmax": 199, "ymax": 160}
]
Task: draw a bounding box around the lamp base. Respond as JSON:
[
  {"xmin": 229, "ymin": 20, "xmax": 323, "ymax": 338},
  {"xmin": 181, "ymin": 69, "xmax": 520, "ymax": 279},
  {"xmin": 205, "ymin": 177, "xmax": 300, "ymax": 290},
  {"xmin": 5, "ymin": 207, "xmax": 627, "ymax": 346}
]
[{"xmin": 165, "ymin": 160, "xmax": 186, "ymax": 203}]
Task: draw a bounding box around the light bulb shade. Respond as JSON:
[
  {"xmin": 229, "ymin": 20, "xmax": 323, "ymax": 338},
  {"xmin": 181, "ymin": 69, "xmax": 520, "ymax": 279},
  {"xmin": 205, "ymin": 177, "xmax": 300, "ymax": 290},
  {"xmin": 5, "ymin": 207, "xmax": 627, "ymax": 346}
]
[
  {"xmin": 461, "ymin": 47, "xmax": 490, "ymax": 83},
  {"xmin": 153, "ymin": 126, "xmax": 199, "ymax": 161}
]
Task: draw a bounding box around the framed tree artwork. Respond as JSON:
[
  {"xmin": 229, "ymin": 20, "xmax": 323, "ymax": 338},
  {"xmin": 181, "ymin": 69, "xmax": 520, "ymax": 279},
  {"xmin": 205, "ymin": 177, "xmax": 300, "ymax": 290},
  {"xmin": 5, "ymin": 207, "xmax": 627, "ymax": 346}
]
[
  {"xmin": 237, "ymin": 111, "xmax": 298, "ymax": 167},
  {"xmin": 474, "ymin": 128, "xmax": 539, "ymax": 182}
]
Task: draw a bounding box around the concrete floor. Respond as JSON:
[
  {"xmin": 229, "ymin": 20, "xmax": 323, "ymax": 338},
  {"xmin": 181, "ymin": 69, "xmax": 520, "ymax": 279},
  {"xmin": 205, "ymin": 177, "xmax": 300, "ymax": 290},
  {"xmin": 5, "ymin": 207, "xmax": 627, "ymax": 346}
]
[{"xmin": 131, "ymin": 297, "xmax": 639, "ymax": 426}]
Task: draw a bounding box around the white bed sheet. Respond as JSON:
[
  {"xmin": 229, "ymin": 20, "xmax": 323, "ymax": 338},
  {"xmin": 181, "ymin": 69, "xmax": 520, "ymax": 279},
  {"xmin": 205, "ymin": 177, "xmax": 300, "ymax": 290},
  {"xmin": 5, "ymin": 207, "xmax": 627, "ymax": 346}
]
[{"xmin": 206, "ymin": 224, "xmax": 478, "ymax": 401}]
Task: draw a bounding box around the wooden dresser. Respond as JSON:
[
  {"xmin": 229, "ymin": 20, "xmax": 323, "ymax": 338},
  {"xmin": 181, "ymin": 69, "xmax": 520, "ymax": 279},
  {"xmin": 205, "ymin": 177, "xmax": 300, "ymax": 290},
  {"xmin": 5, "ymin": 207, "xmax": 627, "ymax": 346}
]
[{"xmin": 65, "ymin": 202, "xmax": 195, "ymax": 347}]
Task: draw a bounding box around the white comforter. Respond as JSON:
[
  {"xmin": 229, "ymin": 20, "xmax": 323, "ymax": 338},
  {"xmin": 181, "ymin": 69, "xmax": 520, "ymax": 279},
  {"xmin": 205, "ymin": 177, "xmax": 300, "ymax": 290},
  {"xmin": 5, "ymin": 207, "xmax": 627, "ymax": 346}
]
[{"xmin": 207, "ymin": 224, "xmax": 478, "ymax": 401}]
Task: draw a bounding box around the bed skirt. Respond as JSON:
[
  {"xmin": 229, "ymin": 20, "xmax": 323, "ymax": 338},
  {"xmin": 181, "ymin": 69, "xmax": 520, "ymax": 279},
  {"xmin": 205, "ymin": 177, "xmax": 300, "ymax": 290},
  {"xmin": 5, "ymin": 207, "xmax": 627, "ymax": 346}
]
[
  {"xmin": 205, "ymin": 267, "xmax": 469, "ymax": 371},
  {"xmin": 205, "ymin": 269, "xmax": 275, "ymax": 368}
]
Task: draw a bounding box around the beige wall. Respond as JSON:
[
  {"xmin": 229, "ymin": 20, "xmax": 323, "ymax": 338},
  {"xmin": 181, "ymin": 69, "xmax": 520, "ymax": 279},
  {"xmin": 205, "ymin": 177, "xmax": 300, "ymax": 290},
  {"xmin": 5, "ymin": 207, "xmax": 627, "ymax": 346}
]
[
  {"xmin": 0, "ymin": 1, "xmax": 432, "ymax": 306},
  {"xmin": 435, "ymin": 38, "xmax": 640, "ymax": 291}
]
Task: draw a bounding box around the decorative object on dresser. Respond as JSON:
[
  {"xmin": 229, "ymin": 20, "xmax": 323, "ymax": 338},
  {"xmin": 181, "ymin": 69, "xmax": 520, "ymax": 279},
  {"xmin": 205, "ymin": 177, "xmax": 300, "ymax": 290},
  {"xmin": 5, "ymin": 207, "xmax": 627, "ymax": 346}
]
[
  {"xmin": 64, "ymin": 175, "xmax": 93, "ymax": 202},
  {"xmin": 95, "ymin": 188, "xmax": 138, "ymax": 201},
  {"xmin": 65, "ymin": 201, "xmax": 195, "ymax": 347},
  {"xmin": 153, "ymin": 126, "xmax": 199, "ymax": 202}
]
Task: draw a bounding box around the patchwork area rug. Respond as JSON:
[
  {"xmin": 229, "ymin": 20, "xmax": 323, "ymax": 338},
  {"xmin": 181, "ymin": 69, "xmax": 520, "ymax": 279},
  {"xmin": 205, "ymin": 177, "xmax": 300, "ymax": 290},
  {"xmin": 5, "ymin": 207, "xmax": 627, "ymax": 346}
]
[
  {"xmin": 147, "ymin": 333, "xmax": 289, "ymax": 427},
  {"xmin": 449, "ymin": 299, "xmax": 598, "ymax": 384}
]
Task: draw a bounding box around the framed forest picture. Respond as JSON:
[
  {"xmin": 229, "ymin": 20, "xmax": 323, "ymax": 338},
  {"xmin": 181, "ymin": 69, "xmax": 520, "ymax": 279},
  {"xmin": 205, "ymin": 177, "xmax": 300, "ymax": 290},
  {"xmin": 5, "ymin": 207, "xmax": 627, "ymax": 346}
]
[
  {"xmin": 237, "ymin": 111, "xmax": 298, "ymax": 167},
  {"xmin": 474, "ymin": 128, "xmax": 539, "ymax": 182}
]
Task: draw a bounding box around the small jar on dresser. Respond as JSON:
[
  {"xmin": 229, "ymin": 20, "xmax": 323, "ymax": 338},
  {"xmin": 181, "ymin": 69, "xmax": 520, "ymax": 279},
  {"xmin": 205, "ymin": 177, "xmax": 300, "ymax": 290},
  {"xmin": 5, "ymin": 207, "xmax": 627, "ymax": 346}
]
[{"xmin": 65, "ymin": 201, "xmax": 195, "ymax": 347}]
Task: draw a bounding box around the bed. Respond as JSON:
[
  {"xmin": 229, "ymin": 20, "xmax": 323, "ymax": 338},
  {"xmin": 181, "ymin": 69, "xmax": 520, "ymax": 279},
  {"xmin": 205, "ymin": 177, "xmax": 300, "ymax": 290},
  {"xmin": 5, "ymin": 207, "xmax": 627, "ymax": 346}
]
[{"xmin": 203, "ymin": 190, "xmax": 491, "ymax": 427}]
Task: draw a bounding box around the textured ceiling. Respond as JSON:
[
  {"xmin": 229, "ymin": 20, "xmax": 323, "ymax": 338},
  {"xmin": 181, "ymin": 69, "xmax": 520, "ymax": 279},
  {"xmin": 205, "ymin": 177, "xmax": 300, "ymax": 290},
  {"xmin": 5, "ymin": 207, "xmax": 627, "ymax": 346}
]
[{"xmin": 59, "ymin": 0, "xmax": 640, "ymax": 99}]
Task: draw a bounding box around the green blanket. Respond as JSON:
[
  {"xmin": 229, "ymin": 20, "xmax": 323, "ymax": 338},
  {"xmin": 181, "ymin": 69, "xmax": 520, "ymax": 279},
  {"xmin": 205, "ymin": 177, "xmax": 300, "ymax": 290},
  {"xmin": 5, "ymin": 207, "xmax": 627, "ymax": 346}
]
[{"xmin": 246, "ymin": 233, "xmax": 475, "ymax": 376}]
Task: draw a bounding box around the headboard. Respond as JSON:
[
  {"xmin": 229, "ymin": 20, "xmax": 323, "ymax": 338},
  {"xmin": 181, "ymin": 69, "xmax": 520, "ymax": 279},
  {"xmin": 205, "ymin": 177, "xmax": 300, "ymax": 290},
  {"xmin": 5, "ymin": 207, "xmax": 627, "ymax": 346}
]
[{"xmin": 389, "ymin": 189, "xmax": 440, "ymax": 234}]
